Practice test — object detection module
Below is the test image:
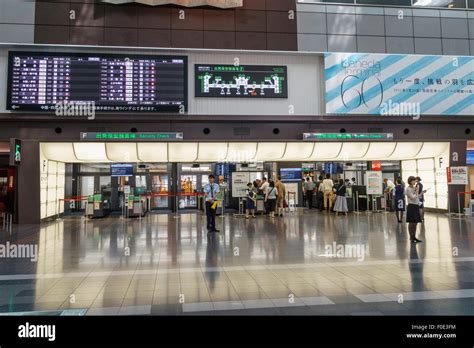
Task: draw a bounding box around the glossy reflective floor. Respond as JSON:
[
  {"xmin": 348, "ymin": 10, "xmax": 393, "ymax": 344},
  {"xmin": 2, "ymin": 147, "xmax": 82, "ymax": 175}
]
[{"xmin": 0, "ymin": 210, "xmax": 473, "ymax": 316}]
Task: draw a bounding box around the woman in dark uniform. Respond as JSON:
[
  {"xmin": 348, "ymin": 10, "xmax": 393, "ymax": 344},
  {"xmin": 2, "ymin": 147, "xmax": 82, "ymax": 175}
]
[
  {"xmin": 394, "ymin": 178, "xmax": 405, "ymax": 223},
  {"xmin": 405, "ymin": 176, "xmax": 422, "ymax": 243}
]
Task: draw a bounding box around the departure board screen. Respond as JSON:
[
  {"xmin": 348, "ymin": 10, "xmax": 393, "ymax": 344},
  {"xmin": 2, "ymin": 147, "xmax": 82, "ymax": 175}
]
[
  {"xmin": 195, "ymin": 64, "xmax": 287, "ymax": 98},
  {"xmin": 7, "ymin": 52, "xmax": 187, "ymax": 112}
]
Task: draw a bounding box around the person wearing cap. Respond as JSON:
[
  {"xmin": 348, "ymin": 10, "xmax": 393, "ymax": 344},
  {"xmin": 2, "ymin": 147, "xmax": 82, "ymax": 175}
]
[
  {"xmin": 405, "ymin": 176, "xmax": 422, "ymax": 243},
  {"xmin": 203, "ymin": 174, "xmax": 220, "ymax": 233}
]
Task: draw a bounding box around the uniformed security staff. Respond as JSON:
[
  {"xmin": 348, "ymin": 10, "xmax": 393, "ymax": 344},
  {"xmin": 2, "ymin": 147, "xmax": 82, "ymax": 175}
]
[{"xmin": 203, "ymin": 175, "xmax": 220, "ymax": 233}]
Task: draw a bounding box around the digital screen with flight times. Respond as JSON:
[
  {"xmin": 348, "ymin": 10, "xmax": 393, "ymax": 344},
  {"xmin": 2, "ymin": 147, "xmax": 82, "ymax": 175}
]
[
  {"xmin": 7, "ymin": 52, "xmax": 187, "ymax": 113},
  {"xmin": 195, "ymin": 64, "xmax": 287, "ymax": 98}
]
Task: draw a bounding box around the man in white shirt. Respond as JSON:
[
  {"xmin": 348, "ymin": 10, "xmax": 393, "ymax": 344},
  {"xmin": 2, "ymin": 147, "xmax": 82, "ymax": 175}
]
[
  {"xmin": 319, "ymin": 174, "xmax": 334, "ymax": 212},
  {"xmin": 260, "ymin": 177, "xmax": 269, "ymax": 193},
  {"xmin": 384, "ymin": 178, "xmax": 395, "ymax": 194}
]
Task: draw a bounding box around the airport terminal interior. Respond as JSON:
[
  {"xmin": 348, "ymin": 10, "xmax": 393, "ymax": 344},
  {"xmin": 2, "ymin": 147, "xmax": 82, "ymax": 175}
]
[
  {"xmin": 0, "ymin": 140, "xmax": 473, "ymax": 316},
  {"xmin": 0, "ymin": 0, "xmax": 473, "ymax": 318}
]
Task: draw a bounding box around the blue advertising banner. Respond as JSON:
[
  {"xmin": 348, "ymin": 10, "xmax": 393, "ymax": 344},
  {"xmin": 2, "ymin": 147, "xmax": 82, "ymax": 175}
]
[{"xmin": 325, "ymin": 53, "xmax": 474, "ymax": 116}]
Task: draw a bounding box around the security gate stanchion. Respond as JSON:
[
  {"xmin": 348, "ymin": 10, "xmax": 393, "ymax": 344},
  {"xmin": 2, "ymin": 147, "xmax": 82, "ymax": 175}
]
[
  {"xmin": 139, "ymin": 200, "xmax": 143, "ymax": 221},
  {"xmin": 121, "ymin": 196, "xmax": 126, "ymax": 221},
  {"xmin": 233, "ymin": 197, "xmax": 246, "ymax": 217},
  {"xmin": 3, "ymin": 213, "xmax": 12, "ymax": 235},
  {"xmin": 457, "ymin": 192, "xmax": 462, "ymax": 217},
  {"xmin": 84, "ymin": 200, "xmax": 88, "ymax": 220},
  {"xmin": 457, "ymin": 192, "xmax": 462, "ymax": 218},
  {"xmin": 57, "ymin": 199, "xmax": 61, "ymax": 221},
  {"xmin": 447, "ymin": 190, "xmax": 452, "ymax": 217},
  {"xmin": 367, "ymin": 194, "xmax": 373, "ymax": 214},
  {"xmin": 220, "ymin": 199, "xmax": 225, "ymax": 218},
  {"xmin": 383, "ymin": 193, "xmax": 390, "ymax": 214},
  {"xmin": 174, "ymin": 193, "xmax": 180, "ymax": 220},
  {"xmin": 354, "ymin": 191, "xmax": 361, "ymax": 215}
]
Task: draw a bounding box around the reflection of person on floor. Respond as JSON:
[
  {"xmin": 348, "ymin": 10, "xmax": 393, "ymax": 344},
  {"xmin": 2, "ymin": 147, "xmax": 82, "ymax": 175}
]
[
  {"xmin": 409, "ymin": 242, "xmax": 425, "ymax": 292},
  {"xmin": 205, "ymin": 232, "xmax": 220, "ymax": 291}
]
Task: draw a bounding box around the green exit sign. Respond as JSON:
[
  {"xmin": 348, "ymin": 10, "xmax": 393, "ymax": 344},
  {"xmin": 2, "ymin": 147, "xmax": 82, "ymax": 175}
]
[
  {"xmin": 80, "ymin": 132, "xmax": 183, "ymax": 141},
  {"xmin": 303, "ymin": 133, "xmax": 393, "ymax": 141}
]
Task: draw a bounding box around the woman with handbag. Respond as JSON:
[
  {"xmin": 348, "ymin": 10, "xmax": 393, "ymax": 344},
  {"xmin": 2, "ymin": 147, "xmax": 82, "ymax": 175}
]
[
  {"xmin": 245, "ymin": 182, "xmax": 256, "ymax": 219},
  {"xmin": 405, "ymin": 176, "xmax": 423, "ymax": 243},
  {"xmin": 333, "ymin": 179, "xmax": 348, "ymax": 216},
  {"xmin": 265, "ymin": 180, "xmax": 278, "ymax": 218}
]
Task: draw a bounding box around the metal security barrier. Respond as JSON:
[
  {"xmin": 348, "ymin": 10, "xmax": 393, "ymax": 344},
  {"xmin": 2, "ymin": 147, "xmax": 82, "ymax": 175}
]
[{"xmin": 456, "ymin": 191, "xmax": 474, "ymax": 217}]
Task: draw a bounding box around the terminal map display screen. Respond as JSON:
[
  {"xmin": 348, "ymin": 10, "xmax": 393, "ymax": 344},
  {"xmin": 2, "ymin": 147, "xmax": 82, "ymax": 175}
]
[
  {"xmin": 7, "ymin": 52, "xmax": 187, "ymax": 112},
  {"xmin": 195, "ymin": 64, "xmax": 287, "ymax": 98}
]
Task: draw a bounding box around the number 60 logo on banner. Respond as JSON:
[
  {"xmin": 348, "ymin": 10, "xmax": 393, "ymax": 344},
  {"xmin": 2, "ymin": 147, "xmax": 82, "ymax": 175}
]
[{"xmin": 340, "ymin": 75, "xmax": 384, "ymax": 109}]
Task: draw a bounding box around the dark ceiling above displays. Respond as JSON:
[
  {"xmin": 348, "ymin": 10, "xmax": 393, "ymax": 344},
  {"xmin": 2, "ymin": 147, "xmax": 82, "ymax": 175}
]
[
  {"xmin": 101, "ymin": 0, "xmax": 243, "ymax": 8},
  {"xmin": 34, "ymin": 0, "xmax": 298, "ymax": 51}
]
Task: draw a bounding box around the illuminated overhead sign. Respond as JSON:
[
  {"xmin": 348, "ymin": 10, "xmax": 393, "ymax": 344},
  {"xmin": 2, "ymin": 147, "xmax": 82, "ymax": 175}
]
[
  {"xmin": 102, "ymin": 0, "xmax": 242, "ymax": 8},
  {"xmin": 8, "ymin": 52, "xmax": 187, "ymax": 113},
  {"xmin": 80, "ymin": 132, "xmax": 183, "ymax": 141},
  {"xmin": 9, "ymin": 139, "xmax": 21, "ymax": 166},
  {"xmin": 303, "ymin": 133, "xmax": 393, "ymax": 141}
]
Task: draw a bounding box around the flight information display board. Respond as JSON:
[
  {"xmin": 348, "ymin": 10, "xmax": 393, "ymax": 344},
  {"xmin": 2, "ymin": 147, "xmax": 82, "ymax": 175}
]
[
  {"xmin": 195, "ymin": 64, "xmax": 287, "ymax": 98},
  {"xmin": 280, "ymin": 168, "xmax": 302, "ymax": 182},
  {"xmin": 111, "ymin": 164, "xmax": 134, "ymax": 177},
  {"xmin": 7, "ymin": 52, "xmax": 187, "ymax": 112}
]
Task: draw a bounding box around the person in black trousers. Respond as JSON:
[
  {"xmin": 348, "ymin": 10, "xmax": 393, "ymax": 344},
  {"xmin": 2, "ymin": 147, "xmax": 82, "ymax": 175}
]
[
  {"xmin": 304, "ymin": 177, "xmax": 313, "ymax": 209},
  {"xmin": 203, "ymin": 175, "xmax": 220, "ymax": 233}
]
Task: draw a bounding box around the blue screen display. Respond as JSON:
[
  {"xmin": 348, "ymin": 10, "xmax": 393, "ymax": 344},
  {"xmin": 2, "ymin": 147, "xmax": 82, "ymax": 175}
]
[
  {"xmin": 323, "ymin": 163, "xmax": 343, "ymax": 174},
  {"xmin": 111, "ymin": 164, "xmax": 134, "ymax": 177},
  {"xmin": 467, "ymin": 150, "xmax": 474, "ymax": 165},
  {"xmin": 280, "ymin": 168, "xmax": 302, "ymax": 182}
]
